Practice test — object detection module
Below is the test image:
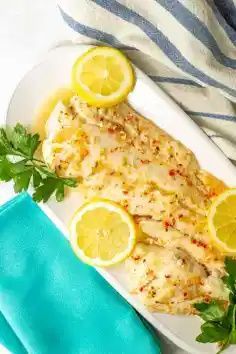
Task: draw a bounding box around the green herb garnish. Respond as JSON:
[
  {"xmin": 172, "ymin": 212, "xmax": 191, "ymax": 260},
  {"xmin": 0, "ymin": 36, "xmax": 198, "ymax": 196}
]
[
  {"xmin": 0, "ymin": 124, "xmax": 77, "ymax": 202},
  {"xmin": 194, "ymin": 257, "xmax": 236, "ymax": 353}
]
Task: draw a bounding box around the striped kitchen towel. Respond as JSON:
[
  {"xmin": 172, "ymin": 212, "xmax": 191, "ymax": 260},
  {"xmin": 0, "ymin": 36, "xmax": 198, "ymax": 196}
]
[{"xmin": 58, "ymin": 0, "xmax": 236, "ymax": 163}]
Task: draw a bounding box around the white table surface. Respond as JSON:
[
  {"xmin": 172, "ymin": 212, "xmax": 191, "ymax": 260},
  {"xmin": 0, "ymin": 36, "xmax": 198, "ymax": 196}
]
[{"xmin": 0, "ymin": 1, "xmax": 187, "ymax": 353}]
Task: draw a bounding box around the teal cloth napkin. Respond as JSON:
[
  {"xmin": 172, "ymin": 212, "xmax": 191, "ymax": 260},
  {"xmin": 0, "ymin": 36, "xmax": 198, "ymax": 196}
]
[{"xmin": 0, "ymin": 193, "xmax": 160, "ymax": 354}]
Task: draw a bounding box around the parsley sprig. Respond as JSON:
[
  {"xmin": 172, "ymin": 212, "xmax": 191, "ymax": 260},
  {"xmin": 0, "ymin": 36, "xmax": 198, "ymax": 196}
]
[
  {"xmin": 194, "ymin": 258, "xmax": 236, "ymax": 353},
  {"xmin": 0, "ymin": 124, "xmax": 77, "ymax": 202}
]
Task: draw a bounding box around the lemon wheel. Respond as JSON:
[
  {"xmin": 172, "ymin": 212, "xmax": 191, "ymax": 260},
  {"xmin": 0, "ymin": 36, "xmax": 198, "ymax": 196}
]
[
  {"xmin": 71, "ymin": 47, "xmax": 135, "ymax": 107},
  {"xmin": 69, "ymin": 200, "xmax": 136, "ymax": 267},
  {"xmin": 208, "ymin": 189, "xmax": 236, "ymax": 254}
]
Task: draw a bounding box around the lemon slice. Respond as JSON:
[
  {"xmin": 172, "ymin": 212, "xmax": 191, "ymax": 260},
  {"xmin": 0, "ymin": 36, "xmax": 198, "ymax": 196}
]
[
  {"xmin": 208, "ymin": 189, "xmax": 236, "ymax": 254},
  {"xmin": 71, "ymin": 47, "xmax": 135, "ymax": 107},
  {"xmin": 70, "ymin": 200, "xmax": 136, "ymax": 267}
]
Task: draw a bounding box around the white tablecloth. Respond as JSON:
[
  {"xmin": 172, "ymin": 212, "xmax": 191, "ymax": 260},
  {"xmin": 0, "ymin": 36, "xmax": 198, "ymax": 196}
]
[{"xmin": 0, "ymin": 1, "xmax": 186, "ymax": 353}]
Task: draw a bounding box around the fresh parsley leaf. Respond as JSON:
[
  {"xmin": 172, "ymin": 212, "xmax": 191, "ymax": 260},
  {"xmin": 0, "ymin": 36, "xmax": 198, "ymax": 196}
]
[
  {"xmin": 219, "ymin": 304, "xmax": 236, "ymax": 352},
  {"xmin": 28, "ymin": 133, "xmax": 41, "ymax": 157},
  {"xmin": 0, "ymin": 156, "xmax": 13, "ymax": 181},
  {"xmin": 55, "ymin": 181, "xmax": 65, "ymax": 202},
  {"xmin": 13, "ymin": 168, "xmax": 33, "ymax": 193},
  {"xmin": 33, "ymin": 178, "xmax": 58, "ymax": 203},
  {"xmin": 10, "ymin": 124, "xmax": 40, "ymax": 157},
  {"xmin": 222, "ymin": 304, "xmax": 235, "ymax": 329},
  {"xmin": 10, "ymin": 124, "xmax": 29, "ymax": 154},
  {"xmin": 230, "ymin": 329, "xmax": 236, "ymax": 344},
  {"xmin": 222, "ymin": 275, "xmax": 236, "ymax": 295},
  {"xmin": 194, "ymin": 301, "xmax": 225, "ymax": 322},
  {"xmin": 62, "ymin": 178, "xmax": 78, "ymax": 188},
  {"xmin": 196, "ymin": 322, "xmax": 229, "ymax": 343},
  {"xmin": 32, "ymin": 176, "xmax": 76, "ymax": 203},
  {"xmin": 0, "ymin": 124, "xmax": 77, "ymax": 202},
  {"xmin": 224, "ymin": 258, "xmax": 236, "ymax": 303},
  {"xmin": 230, "ymin": 305, "xmax": 236, "ymax": 343},
  {"xmin": 223, "ymin": 279, "xmax": 236, "ymax": 305},
  {"xmin": 225, "ymin": 258, "xmax": 236, "ymax": 279},
  {"xmin": 32, "ymin": 170, "xmax": 42, "ymax": 188},
  {"xmin": 195, "ymin": 257, "xmax": 236, "ymax": 353},
  {"xmin": 11, "ymin": 159, "xmax": 28, "ymax": 174},
  {"xmin": 0, "ymin": 128, "xmax": 11, "ymax": 155}
]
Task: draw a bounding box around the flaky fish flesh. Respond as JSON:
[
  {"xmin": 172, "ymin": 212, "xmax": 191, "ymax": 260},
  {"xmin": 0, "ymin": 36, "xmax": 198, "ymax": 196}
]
[{"xmin": 41, "ymin": 96, "xmax": 228, "ymax": 314}]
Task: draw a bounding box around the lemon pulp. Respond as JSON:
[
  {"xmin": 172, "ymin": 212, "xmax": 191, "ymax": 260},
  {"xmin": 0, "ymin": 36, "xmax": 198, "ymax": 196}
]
[
  {"xmin": 70, "ymin": 200, "xmax": 136, "ymax": 267},
  {"xmin": 208, "ymin": 189, "xmax": 236, "ymax": 253},
  {"xmin": 71, "ymin": 47, "xmax": 135, "ymax": 107}
]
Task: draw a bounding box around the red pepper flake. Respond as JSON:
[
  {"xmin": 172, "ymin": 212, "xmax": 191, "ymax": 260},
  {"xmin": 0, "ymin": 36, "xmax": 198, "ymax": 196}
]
[
  {"xmin": 191, "ymin": 238, "xmax": 208, "ymax": 249},
  {"xmin": 207, "ymin": 191, "xmax": 217, "ymax": 199},
  {"xmin": 152, "ymin": 139, "xmax": 160, "ymax": 144},
  {"xmin": 178, "ymin": 214, "xmax": 184, "ymax": 219},
  {"xmin": 199, "ymin": 241, "xmax": 208, "ymax": 249},
  {"xmin": 184, "ymin": 292, "xmax": 188, "ymax": 297},
  {"xmin": 204, "ymin": 295, "xmax": 211, "ymax": 303},
  {"xmin": 139, "ymin": 286, "xmax": 144, "ymax": 292},
  {"xmin": 126, "ymin": 113, "xmax": 135, "ymax": 121},
  {"xmin": 81, "ymin": 149, "xmax": 89, "ymax": 159},
  {"xmin": 165, "ymin": 274, "xmax": 171, "ymax": 279},
  {"xmin": 123, "ymin": 190, "xmax": 128, "ymax": 195},
  {"xmin": 140, "ymin": 159, "xmax": 150, "ymax": 164},
  {"xmin": 133, "ymin": 255, "xmax": 141, "ymax": 261},
  {"xmin": 133, "ymin": 215, "xmax": 141, "ymax": 223},
  {"xmin": 163, "ymin": 218, "xmax": 176, "ymax": 231},
  {"xmin": 123, "ymin": 202, "xmax": 128, "ymax": 210},
  {"xmin": 163, "ymin": 220, "xmax": 171, "ymax": 231},
  {"xmin": 168, "ymin": 169, "xmax": 176, "ymax": 177}
]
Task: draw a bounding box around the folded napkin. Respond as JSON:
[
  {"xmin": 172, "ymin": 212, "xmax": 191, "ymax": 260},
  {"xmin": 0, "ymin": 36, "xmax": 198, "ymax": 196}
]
[
  {"xmin": 0, "ymin": 193, "xmax": 160, "ymax": 354},
  {"xmin": 58, "ymin": 0, "xmax": 236, "ymax": 162}
]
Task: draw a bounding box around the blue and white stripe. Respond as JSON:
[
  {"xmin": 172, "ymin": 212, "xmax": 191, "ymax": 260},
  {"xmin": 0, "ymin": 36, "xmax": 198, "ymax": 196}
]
[{"xmin": 58, "ymin": 0, "xmax": 236, "ymax": 162}]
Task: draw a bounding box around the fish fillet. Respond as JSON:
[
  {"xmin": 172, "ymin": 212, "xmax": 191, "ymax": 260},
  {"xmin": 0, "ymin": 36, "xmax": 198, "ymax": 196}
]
[{"xmin": 41, "ymin": 96, "xmax": 228, "ymax": 314}]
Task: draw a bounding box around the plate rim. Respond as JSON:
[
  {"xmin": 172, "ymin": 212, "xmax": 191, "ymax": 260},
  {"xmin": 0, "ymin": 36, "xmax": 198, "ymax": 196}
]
[{"xmin": 5, "ymin": 44, "xmax": 236, "ymax": 354}]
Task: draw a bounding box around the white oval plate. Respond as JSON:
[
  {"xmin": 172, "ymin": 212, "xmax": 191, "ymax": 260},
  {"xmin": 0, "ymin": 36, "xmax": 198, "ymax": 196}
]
[{"xmin": 6, "ymin": 45, "xmax": 236, "ymax": 354}]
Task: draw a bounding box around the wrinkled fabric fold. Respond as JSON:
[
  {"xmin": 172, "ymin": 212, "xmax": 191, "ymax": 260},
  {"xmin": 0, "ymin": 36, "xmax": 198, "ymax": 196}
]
[
  {"xmin": 0, "ymin": 193, "xmax": 160, "ymax": 354},
  {"xmin": 58, "ymin": 0, "xmax": 236, "ymax": 163}
]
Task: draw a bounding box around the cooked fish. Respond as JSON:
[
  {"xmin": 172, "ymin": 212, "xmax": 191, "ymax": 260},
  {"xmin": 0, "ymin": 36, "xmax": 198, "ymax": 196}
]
[
  {"xmin": 41, "ymin": 96, "xmax": 228, "ymax": 314},
  {"xmin": 126, "ymin": 243, "xmax": 228, "ymax": 315}
]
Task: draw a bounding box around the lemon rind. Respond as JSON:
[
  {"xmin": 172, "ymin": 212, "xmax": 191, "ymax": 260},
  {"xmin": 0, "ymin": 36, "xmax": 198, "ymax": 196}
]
[
  {"xmin": 71, "ymin": 47, "xmax": 135, "ymax": 108},
  {"xmin": 69, "ymin": 199, "xmax": 136, "ymax": 267},
  {"xmin": 208, "ymin": 188, "xmax": 236, "ymax": 254}
]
